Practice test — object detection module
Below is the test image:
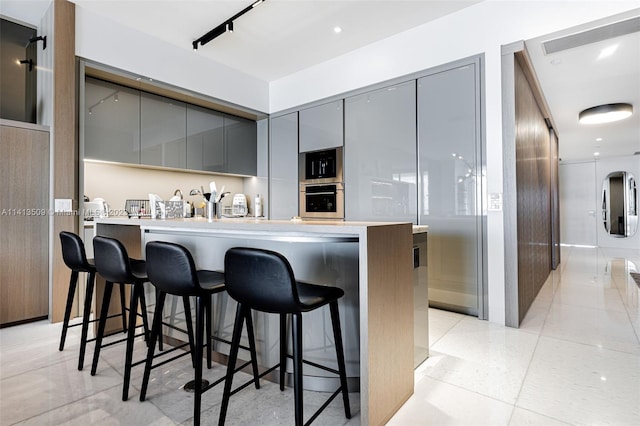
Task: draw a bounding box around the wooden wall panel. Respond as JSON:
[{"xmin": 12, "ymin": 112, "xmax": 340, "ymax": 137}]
[
  {"xmin": 0, "ymin": 124, "xmax": 50, "ymax": 325},
  {"xmin": 514, "ymin": 57, "xmax": 552, "ymax": 323},
  {"xmin": 51, "ymin": 0, "xmax": 78, "ymax": 322},
  {"xmin": 366, "ymin": 223, "xmax": 414, "ymax": 425}
]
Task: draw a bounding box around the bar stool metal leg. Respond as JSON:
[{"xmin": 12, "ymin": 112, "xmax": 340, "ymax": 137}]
[
  {"xmin": 119, "ymin": 284, "xmax": 127, "ymax": 332},
  {"xmin": 205, "ymin": 296, "xmax": 213, "ymax": 369},
  {"xmin": 134, "ymin": 284, "xmax": 150, "ymax": 342},
  {"xmin": 183, "ymin": 296, "xmax": 196, "ymax": 368},
  {"xmin": 59, "ymin": 270, "xmax": 79, "ymax": 351},
  {"xmin": 193, "ymin": 295, "xmax": 207, "ymax": 426},
  {"xmin": 244, "ymin": 309, "xmax": 261, "ymax": 389},
  {"xmin": 279, "ymin": 313, "xmax": 287, "ymax": 391},
  {"xmin": 139, "ymin": 291, "xmax": 166, "ymax": 402},
  {"xmin": 91, "ymin": 281, "xmax": 114, "ymax": 376},
  {"xmin": 78, "ymin": 271, "xmax": 96, "ymax": 370},
  {"xmin": 218, "ymin": 304, "xmax": 247, "ymax": 426},
  {"xmin": 330, "ymin": 301, "xmax": 351, "ymax": 418},
  {"xmin": 292, "ymin": 313, "xmax": 304, "ymax": 426},
  {"xmin": 122, "ymin": 283, "xmax": 141, "ymax": 401},
  {"xmin": 156, "ymin": 292, "xmax": 164, "ymax": 352}
]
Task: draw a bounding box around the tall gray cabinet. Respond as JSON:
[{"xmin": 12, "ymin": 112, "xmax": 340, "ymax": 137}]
[
  {"xmin": 344, "ymin": 80, "xmax": 417, "ymax": 223},
  {"xmin": 270, "ymin": 112, "xmax": 299, "ymax": 219},
  {"xmin": 418, "ymin": 61, "xmax": 484, "ymax": 317},
  {"xmin": 299, "ymin": 100, "xmax": 343, "ymax": 152}
]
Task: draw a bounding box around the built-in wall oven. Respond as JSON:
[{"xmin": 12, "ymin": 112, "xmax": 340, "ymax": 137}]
[{"xmin": 299, "ymin": 147, "xmax": 344, "ymax": 220}]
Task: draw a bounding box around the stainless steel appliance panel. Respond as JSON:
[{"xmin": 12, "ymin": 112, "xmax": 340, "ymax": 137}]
[
  {"xmin": 299, "ymin": 147, "xmax": 343, "ymax": 185},
  {"xmin": 300, "ymin": 182, "xmax": 344, "ymax": 219}
]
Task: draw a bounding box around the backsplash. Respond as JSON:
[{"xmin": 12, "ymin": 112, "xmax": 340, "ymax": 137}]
[{"xmin": 83, "ymin": 161, "xmax": 247, "ymax": 217}]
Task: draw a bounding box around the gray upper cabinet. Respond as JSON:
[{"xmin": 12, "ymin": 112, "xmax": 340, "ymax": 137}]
[
  {"xmin": 299, "ymin": 100, "xmax": 343, "ymax": 152},
  {"xmin": 225, "ymin": 115, "xmax": 257, "ymax": 176},
  {"xmin": 84, "ymin": 77, "xmax": 258, "ymax": 176},
  {"xmin": 344, "ymin": 80, "xmax": 417, "ymax": 223},
  {"xmin": 270, "ymin": 112, "xmax": 299, "ymax": 219},
  {"xmin": 85, "ymin": 77, "xmax": 140, "ymax": 164},
  {"xmin": 140, "ymin": 92, "xmax": 187, "ymax": 168},
  {"xmin": 187, "ymin": 104, "xmax": 224, "ymax": 172},
  {"xmin": 186, "ymin": 107, "xmax": 256, "ymax": 175}
]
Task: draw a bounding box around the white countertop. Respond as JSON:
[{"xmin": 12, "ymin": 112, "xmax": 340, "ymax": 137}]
[{"xmin": 93, "ymin": 217, "xmax": 427, "ymax": 235}]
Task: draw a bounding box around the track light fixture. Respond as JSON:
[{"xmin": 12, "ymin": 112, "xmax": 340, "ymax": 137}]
[
  {"xmin": 28, "ymin": 35, "xmax": 47, "ymax": 50},
  {"xmin": 192, "ymin": 0, "xmax": 265, "ymax": 50},
  {"xmin": 19, "ymin": 59, "xmax": 33, "ymax": 71}
]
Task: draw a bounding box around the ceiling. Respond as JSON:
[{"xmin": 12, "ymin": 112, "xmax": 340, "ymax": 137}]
[
  {"xmin": 68, "ymin": 0, "xmax": 481, "ymax": 81},
  {"xmin": 526, "ymin": 13, "xmax": 640, "ymax": 162},
  {"xmin": 2, "ymin": 1, "xmax": 638, "ymax": 162}
]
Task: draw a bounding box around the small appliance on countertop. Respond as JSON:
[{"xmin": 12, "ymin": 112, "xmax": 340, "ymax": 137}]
[
  {"xmin": 231, "ymin": 194, "xmax": 248, "ymax": 217},
  {"xmin": 84, "ymin": 198, "xmax": 109, "ymax": 220}
]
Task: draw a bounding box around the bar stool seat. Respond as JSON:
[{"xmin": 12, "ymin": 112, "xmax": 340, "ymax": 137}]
[
  {"xmin": 219, "ymin": 247, "xmax": 351, "ymax": 426},
  {"xmin": 142, "ymin": 241, "xmax": 261, "ymax": 426},
  {"xmin": 58, "ymin": 231, "xmax": 128, "ymax": 371}
]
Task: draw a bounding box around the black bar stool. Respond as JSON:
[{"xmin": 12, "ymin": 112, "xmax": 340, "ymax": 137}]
[
  {"xmin": 90, "ymin": 235, "xmax": 155, "ymax": 401},
  {"xmin": 58, "ymin": 231, "xmax": 127, "ymax": 370},
  {"xmin": 219, "ymin": 247, "xmax": 351, "ymax": 426},
  {"xmin": 142, "ymin": 241, "xmax": 261, "ymax": 426}
]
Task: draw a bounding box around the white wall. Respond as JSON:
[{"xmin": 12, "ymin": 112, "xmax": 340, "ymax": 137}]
[
  {"xmin": 559, "ymin": 161, "xmax": 598, "ymax": 246},
  {"xmin": 74, "ymin": 6, "xmax": 269, "ymax": 113},
  {"xmin": 269, "ymin": 1, "xmax": 640, "ymax": 324}
]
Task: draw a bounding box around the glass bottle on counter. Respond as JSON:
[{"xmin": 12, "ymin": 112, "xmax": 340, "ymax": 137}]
[{"xmin": 255, "ymin": 194, "xmax": 262, "ymax": 217}]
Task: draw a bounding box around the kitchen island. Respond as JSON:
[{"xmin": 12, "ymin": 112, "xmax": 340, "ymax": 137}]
[{"xmin": 94, "ymin": 217, "xmax": 414, "ymax": 426}]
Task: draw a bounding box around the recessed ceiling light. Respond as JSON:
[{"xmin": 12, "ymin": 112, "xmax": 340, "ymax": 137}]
[
  {"xmin": 594, "ymin": 152, "xmax": 600, "ymax": 156},
  {"xmin": 333, "ymin": 26, "xmax": 342, "ymax": 34},
  {"xmin": 596, "ymin": 137, "xmax": 603, "ymax": 141},
  {"xmin": 597, "ymin": 44, "xmax": 618, "ymax": 60},
  {"xmin": 579, "ymin": 103, "xmax": 633, "ymax": 124}
]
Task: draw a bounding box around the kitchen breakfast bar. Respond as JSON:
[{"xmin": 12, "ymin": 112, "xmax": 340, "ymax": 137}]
[{"xmin": 93, "ymin": 217, "xmax": 415, "ymax": 425}]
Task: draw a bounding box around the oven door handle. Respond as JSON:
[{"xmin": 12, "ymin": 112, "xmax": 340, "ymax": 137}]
[{"xmin": 305, "ymin": 191, "xmax": 336, "ymax": 196}]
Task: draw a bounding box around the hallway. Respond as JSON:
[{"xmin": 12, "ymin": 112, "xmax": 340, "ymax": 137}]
[
  {"xmin": 389, "ymin": 245, "xmax": 640, "ymax": 425},
  {"xmin": 1, "ymin": 246, "xmax": 639, "ymax": 425}
]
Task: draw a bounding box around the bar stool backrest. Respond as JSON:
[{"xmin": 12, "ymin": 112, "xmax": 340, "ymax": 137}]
[
  {"xmin": 145, "ymin": 241, "xmax": 200, "ymax": 296},
  {"xmin": 224, "ymin": 247, "xmax": 300, "ymax": 314},
  {"xmin": 93, "ymin": 236, "xmax": 134, "ymax": 283},
  {"xmin": 60, "ymin": 231, "xmax": 92, "ymax": 272}
]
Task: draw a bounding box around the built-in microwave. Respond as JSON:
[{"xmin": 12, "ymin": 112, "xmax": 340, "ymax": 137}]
[
  {"xmin": 300, "ymin": 182, "xmax": 344, "ymax": 220},
  {"xmin": 300, "ymin": 147, "xmax": 343, "ymax": 184}
]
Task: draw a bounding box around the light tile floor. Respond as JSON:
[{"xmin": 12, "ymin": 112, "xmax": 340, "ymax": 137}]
[
  {"xmin": 389, "ymin": 245, "xmax": 640, "ymax": 426},
  {"xmin": 1, "ymin": 246, "xmax": 639, "ymax": 425}
]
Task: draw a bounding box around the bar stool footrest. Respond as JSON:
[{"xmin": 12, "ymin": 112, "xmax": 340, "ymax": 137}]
[
  {"xmin": 304, "ymin": 386, "xmax": 345, "ymax": 426},
  {"xmin": 133, "ymin": 341, "xmax": 191, "ymax": 369}
]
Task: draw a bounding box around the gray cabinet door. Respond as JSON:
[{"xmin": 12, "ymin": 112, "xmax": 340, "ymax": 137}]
[
  {"xmin": 299, "ymin": 100, "xmax": 343, "ymax": 152},
  {"xmin": 418, "ymin": 62, "xmax": 483, "ymax": 317},
  {"xmin": 270, "ymin": 113, "xmax": 299, "ymax": 219},
  {"xmin": 344, "ymin": 80, "xmax": 417, "ymax": 223},
  {"xmin": 187, "ymin": 104, "xmax": 224, "ymax": 172},
  {"xmin": 85, "ymin": 77, "xmax": 140, "ymax": 164},
  {"xmin": 225, "ymin": 115, "xmax": 257, "ymax": 176},
  {"xmin": 140, "ymin": 92, "xmax": 186, "ymax": 168}
]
